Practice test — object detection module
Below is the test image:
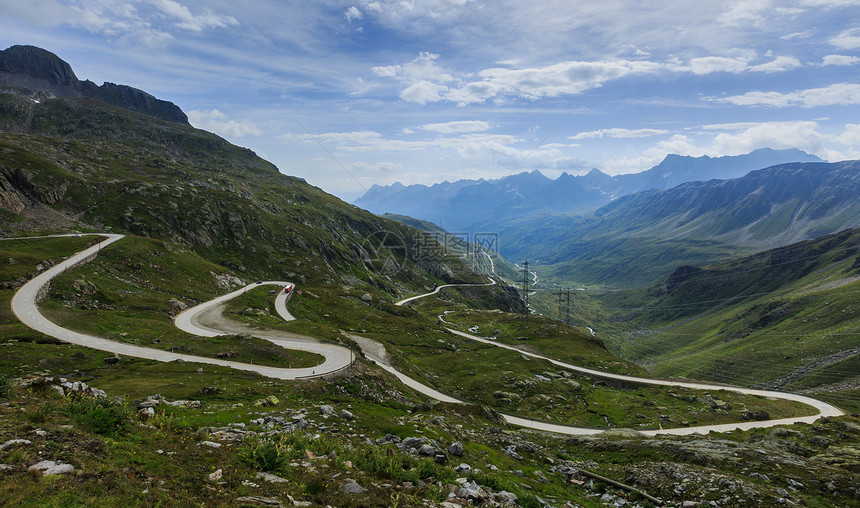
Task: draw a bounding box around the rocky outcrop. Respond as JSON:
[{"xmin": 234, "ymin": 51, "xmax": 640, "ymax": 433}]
[{"xmin": 0, "ymin": 45, "xmax": 188, "ymax": 124}]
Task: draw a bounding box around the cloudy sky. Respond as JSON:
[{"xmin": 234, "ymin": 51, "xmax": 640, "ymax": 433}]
[{"xmin": 2, "ymin": 1, "xmax": 860, "ymax": 200}]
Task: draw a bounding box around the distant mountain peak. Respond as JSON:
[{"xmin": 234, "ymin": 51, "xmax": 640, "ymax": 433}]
[{"xmin": 0, "ymin": 44, "xmax": 188, "ymax": 124}]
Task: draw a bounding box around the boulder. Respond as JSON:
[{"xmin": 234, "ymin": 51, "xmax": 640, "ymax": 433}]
[
  {"xmin": 28, "ymin": 460, "xmax": 74, "ymax": 476},
  {"xmin": 342, "ymin": 481, "xmax": 365, "ymax": 494},
  {"xmin": 448, "ymin": 441, "xmax": 464, "ymax": 457}
]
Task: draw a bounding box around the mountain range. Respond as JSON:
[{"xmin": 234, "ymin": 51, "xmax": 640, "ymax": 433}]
[
  {"xmin": 354, "ymin": 148, "xmax": 823, "ymax": 232},
  {"xmin": 490, "ymin": 160, "xmax": 860, "ymax": 287}
]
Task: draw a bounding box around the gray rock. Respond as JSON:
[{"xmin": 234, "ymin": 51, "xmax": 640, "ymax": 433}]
[
  {"xmin": 342, "ymin": 481, "xmax": 365, "ymax": 494},
  {"xmin": 399, "ymin": 436, "xmax": 427, "ymax": 451},
  {"xmin": 434, "ymin": 453, "xmax": 448, "ymax": 464},
  {"xmin": 418, "ymin": 444, "xmax": 437, "ymax": 456},
  {"xmin": 339, "ymin": 409, "xmax": 354, "ymax": 420},
  {"xmin": 235, "ymin": 496, "xmax": 281, "ymax": 506},
  {"xmin": 320, "ymin": 405, "xmax": 336, "ymax": 416},
  {"xmin": 137, "ymin": 407, "xmax": 155, "ymax": 419},
  {"xmin": 448, "ymin": 441, "xmax": 464, "ymax": 457},
  {"xmin": 207, "ymin": 469, "xmax": 223, "ymax": 482},
  {"xmin": 0, "ymin": 439, "xmax": 31, "ymax": 450},
  {"xmin": 28, "ymin": 460, "xmax": 74, "ymax": 476},
  {"xmin": 376, "ymin": 434, "xmax": 401, "ymax": 445},
  {"xmin": 256, "ymin": 471, "xmax": 289, "ymax": 483},
  {"xmin": 360, "ymin": 293, "xmax": 372, "ymax": 303},
  {"xmin": 454, "ymin": 463, "xmax": 472, "ymax": 473},
  {"xmin": 497, "ymin": 491, "xmax": 518, "ymax": 503},
  {"xmin": 504, "ymin": 445, "xmax": 523, "ymax": 460}
]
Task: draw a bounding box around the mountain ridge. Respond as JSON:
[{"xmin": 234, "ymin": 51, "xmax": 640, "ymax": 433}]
[
  {"xmin": 354, "ymin": 148, "xmax": 823, "ymax": 231},
  {"xmin": 0, "ymin": 45, "xmax": 188, "ymax": 124}
]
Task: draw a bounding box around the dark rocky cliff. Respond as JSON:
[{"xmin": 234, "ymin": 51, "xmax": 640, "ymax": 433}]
[{"xmin": 0, "ymin": 45, "xmax": 188, "ymax": 124}]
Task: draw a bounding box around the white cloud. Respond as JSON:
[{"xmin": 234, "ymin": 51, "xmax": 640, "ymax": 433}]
[
  {"xmin": 781, "ymin": 30, "xmax": 814, "ymax": 39},
  {"xmin": 713, "ymin": 83, "xmax": 860, "ymax": 107},
  {"xmin": 372, "ymin": 52, "xmax": 454, "ymax": 103},
  {"xmin": 376, "ymin": 53, "xmax": 805, "ymax": 104},
  {"xmin": 188, "ymin": 109, "xmax": 261, "ymax": 138},
  {"xmin": 822, "ymin": 54, "xmax": 860, "ymax": 65},
  {"xmin": 400, "ymin": 80, "xmax": 448, "ymax": 104},
  {"xmin": 709, "ymin": 121, "xmax": 825, "ymax": 154},
  {"xmin": 419, "ymin": 120, "xmax": 490, "ymax": 133},
  {"xmin": 570, "ymin": 128, "xmax": 669, "ymax": 139},
  {"xmin": 830, "ymin": 27, "xmax": 860, "ymax": 49},
  {"xmin": 718, "ymin": 0, "xmax": 773, "ymax": 26},
  {"xmin": 345, "ymin": 6, "xmax": 363, "ymax": 22},
  {"xmin": 153, "ymin": 0, "xmax": 237, "ymax": 32},
  {"xmin": 748, "ymin": 55, "xmax": 802, "ymax": 72},
  {"xmin": 836, "ymin": 123, "xmax": 860, "ymax": 144}
]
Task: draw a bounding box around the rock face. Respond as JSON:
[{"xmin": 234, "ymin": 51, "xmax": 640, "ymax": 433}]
[{"xmin": 0, "ymin": 45, "xmax": 188, "ymax": 124}]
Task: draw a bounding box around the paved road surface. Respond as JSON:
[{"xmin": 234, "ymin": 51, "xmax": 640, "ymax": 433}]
[
  {"xmin": 11, "ymin": 234, "xmax": 352, "ymax": 380},
  {"xmin": 391, "ymin": 281, "xmax": 844, "ymax": 435},
  {"xmin": 10, "ymin": 234, "xmax": 844, "ymax": 435}
]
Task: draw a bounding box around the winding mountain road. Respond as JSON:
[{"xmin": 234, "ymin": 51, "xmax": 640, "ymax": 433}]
[
  {"xmin": 9, "ymin": 233, "xmax": 845, "ymax": 436},
  {"xmin": 10, "ymin": 234, "xmax": 353, "ymax": 380},
  {"xmin": 393, "ymin": 283, "xmax": 845, "ymax": 436}
]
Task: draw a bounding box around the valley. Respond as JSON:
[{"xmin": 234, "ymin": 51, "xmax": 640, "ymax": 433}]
[{"xmin": 1, "ymin": 45, "xmax": 858, "ymax": 508}]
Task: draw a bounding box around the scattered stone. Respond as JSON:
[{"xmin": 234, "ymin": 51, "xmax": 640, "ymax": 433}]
[
  {"xmin": 167, "ymin": 298, "xmax": 187, "ymax": 317},
  {"xmin": 418, "ymin": 444, "xmax": 437, "ymax": 456},
  {"xmin": 0, "ymin": 439, "xmax": 31, "ymax": 450},
  {"xmin": 339, "ymin": 409, "xmax": 354, "ymax": 420},
  {"xmin": 398, "ymin": 436, "xmax": 428, "ymax": 451},
  {"xmin": 28, "ymin": 460, "xmax": 74, "ymax": 476},
  {"xmin": 434, "ymin": 453, "xmax": 448, "ymax": 464},
  {"xmin": 200, "ymin": 441, "xmax": 222, "ymax": 449},
  {"xmin": 504, "ymin": 445, "xmax": 523, "ymax": 460},
  {"xmin": 455, "ymin": 463, "xmax": 472, "ymax": 474},
  {"xmin": 448, "ymin": 441, "xmax": 464, "ymax": 457},
  {"xmin": 376, "ymin": 434, "xmax": 401, "ymax": 445},
  {"xmin": 137, "ymin": 407, "xmax": 155, "ymax": 420},
  {"xmin": 207, "ymin": 469, "xmax": 223, "ymax": 482},
  {"xmin": 342, "ymin": 481, "xmax": 365, "ymax": 494},
  {"xmin": 256, "ymin": 471, "xmax": 289, "ymax": 483},
  {"xmin": 167, "ymin": 400, "xmax": 205, "ymax": 409},
  {"xmin": 683, "ymin": 502, "xmax": 697, "ymax": 508},
  {"xmin": 360, "ymin": 293, "xmax": 373, "ymax": 303},
  {"xmin": 286, "ymin": 494, "xmax": 312, "ymax": 507},
  {"xmin": 236, "ymin": 496, "xmax": 281, "ymax": 507},
  {"xmin": 253, "ymin": 396, "xmax": 279, "ymax": 407},
  {"xmin": 320, "ymin": 404, "xmax": 336, "ymax": 416}
]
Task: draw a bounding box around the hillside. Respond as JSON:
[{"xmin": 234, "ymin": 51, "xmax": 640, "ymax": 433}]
[
  {"xmin": 496, "ymin": 161, "xmax": 860, "ymax": 288},
  {"xmin": 593, "ymin": 228, "xmax": 860, "ymax": 413},
  {"xmin": 1, "ymin": 46, "xmax": 858, "ymax": 508}
]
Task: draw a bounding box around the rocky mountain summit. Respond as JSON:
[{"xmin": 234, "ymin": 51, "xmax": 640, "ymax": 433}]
[{"xmin": 0, "ymin": 45, "xmax": 188, "ymax": 124}]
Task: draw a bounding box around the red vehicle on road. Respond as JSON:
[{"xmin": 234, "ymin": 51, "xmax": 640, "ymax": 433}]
[{"xmin": 283, "ymin": 284, "xmax": 294, "ymax": 293}]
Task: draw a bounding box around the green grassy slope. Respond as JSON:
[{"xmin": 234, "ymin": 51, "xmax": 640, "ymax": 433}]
[{"xmin": 594, "ymin": 229, "xmax": 860, "ymax": 412}]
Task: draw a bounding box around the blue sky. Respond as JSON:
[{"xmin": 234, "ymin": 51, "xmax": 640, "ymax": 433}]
[{"xmin": 3, "ymin": 0, "xmax": 860, "ymax": 200}]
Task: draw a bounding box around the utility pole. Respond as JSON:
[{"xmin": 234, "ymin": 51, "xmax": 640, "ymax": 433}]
[
  {"xmin": 557, "ymin": 288, "xmax": 564, "ymax": 322},
  {"xmin": 521, "ymin": 260, "xmax": 530, "ymax": 322},
  {"xmin": 565, "ymin": 287, "xmax": 571, "ymax": 326}
]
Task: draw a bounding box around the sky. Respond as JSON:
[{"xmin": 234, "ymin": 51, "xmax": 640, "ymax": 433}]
[{"xmin": 2, "ymin": 1, "xmax": 860, "ymax": 200}]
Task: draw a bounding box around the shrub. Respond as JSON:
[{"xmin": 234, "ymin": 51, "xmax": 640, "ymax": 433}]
[
  {"xmin": 241, "ymin": 437, "xmax": 291, "ymax": 473},
  {"xmin": 65, "ymin": 397, "xmax": 130, "ymax": 436},
  {"xmin": 0, "ymin": 376, "xmax": 11, "ymax": 398}
]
